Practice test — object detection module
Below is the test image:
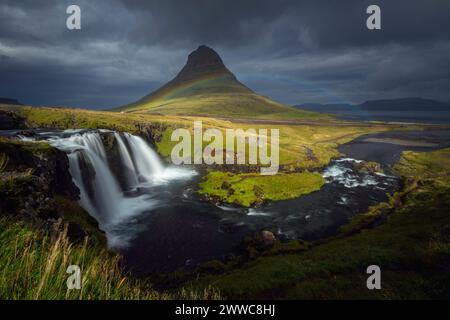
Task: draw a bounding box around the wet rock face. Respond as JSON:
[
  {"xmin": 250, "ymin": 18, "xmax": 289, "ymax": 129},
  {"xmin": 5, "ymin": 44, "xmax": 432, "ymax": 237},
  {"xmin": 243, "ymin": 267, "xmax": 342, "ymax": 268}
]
[
  {"xmin": 136, "ymin": 122, "xmax": 167, "ymax": 146},
  {"xmin": 0, "ymin": 140, "xmax": 78, "ymax": 199},
  {"xmin": 0, "ymin": 139, "xmax": 105, "ymax": 244},
  {"xmin": 0, "ymin": 110, "xmax": 28, "ymax": 130}
]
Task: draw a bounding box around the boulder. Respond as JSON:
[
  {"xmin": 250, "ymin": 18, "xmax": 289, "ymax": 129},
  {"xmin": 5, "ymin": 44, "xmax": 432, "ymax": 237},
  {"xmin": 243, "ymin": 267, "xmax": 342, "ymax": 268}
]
[
  {"xmin": 353, "ymin": 161, "xmax": 383, "ymax": 174},
  {"xmin": 260, "ymin": 230, "xmax": 277, "ymax": 247}
]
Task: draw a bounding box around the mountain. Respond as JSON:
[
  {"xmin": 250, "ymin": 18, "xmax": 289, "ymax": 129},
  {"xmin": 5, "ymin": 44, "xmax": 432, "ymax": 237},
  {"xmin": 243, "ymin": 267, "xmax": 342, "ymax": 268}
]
[
  {"xmin": 295, "ymin": 98, "xmax": 450, "ymax": 124},
  {"xmin": 117, "ymin": 45, "xmax": 322, "ymax": 119},
  {"xmin": 359, "ymin": 97, "xmax": 450, "ymax": 111},
  {"xmin": 0, "ymin": 97, "xmax": 22, "ymax": 105}
]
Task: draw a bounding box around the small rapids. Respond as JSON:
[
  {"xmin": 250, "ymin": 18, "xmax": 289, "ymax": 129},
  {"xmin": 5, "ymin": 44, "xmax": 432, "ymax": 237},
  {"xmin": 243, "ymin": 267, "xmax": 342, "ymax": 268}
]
[
  {"xmin": 5, "ymin": 128, "xmax": 438, "ymax": 272},
  {"xmin": 322, "ymin": 158, "xmax": 395, "ymax": 189}
]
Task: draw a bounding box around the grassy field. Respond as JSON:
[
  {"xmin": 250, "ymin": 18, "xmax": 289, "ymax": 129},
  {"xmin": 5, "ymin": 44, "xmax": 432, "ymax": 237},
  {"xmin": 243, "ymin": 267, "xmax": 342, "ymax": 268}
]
[
  {"xmin": 3, "ymin": 104, "xmax": 417, "ymax": 208},
  {"xmin": 1, "ymin": 104, "xmax": 448, "ymax": 299},
  {"xmin": 154, "ymin": 117, "xmax": 401, "ymax": 170},
  {"xmin": 186, "ymin": 148, "xmax": 450, "ymax": 299},
  {"xmin": 6, "ymin": 105, "xmax": 407, "ymax": 171}
]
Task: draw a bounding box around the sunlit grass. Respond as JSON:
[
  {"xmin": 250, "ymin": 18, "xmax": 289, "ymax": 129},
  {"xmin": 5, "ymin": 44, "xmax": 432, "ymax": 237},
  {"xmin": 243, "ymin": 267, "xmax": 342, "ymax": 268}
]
[
  {"xmin": 10, "ymin": 105, "xmax": 406, "ymax": 171},
  {"xmin": 189, "ymin": 148, "xmax": 450, "ymax": 299},
  {"xmin": 0, "ymin": 218, "xmax": 220, "ymax": 300},
  {"xmin": 198, "ymin": 171, "xmax": 325, "ymax": 207}
]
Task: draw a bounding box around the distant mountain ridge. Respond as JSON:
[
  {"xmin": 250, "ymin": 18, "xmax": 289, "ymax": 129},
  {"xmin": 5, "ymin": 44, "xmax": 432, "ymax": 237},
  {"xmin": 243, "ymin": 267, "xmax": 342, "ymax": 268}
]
[
  {"xmin": 116, "ymin": 45, "xmax": 324, "ymax": 120},
  {"xmin": 295, "ymin": 98, "xmax": 450, "ymax": 124},
  {"xmin": 0, "ymin": 97, "xmax": 22, "ymax": 105},
  {"xmin": 359, "ymin": 98, "xmax": 450, "ymax": 110}
]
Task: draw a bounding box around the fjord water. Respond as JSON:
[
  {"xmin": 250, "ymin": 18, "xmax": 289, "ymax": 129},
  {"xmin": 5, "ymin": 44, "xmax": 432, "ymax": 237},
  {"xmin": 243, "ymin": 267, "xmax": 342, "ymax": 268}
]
[{"xmin": 7, "ymin": 128, "xmax": 448, "ymax": 273}]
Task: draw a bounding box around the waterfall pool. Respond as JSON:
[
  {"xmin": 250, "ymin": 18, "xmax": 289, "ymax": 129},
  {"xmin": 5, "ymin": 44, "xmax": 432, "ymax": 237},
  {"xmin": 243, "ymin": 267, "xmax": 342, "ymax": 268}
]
[{"xmin": 2, "ymin": 128, "xmax": 450, "ymax": 274}]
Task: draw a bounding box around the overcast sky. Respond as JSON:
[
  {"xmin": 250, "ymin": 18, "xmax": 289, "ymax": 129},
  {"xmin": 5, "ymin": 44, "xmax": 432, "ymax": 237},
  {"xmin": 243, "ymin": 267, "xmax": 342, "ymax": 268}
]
[{"xmin": 1, "ymin": 0, "xmax": 450, "ymax": 109}]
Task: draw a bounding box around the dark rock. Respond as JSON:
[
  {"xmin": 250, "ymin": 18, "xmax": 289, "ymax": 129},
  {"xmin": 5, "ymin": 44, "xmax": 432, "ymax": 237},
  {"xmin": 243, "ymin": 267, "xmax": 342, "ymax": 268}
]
[
  {"xmin": 136, "ymin": 122, "xmax": 168, "ymax": 146},
  {"xmin": 173, "ymin": 45, "xmax": 233, "ymax": 83},
  {"xmin": 0, "ymin": 138, "xmax": 106, "ymax": 245},
  {"xmin": 241, "ymin": 230, "xmax": 278, "ymax": 254},
  {"xmin": 0, "ymin": 110, "xmax": 28, "ymax": 130},
  {"xmin": 259, "ymin": 230, "xmax": 277, "ymax": 247},
  {"xmin": 353, "ymin": 161, "xmax": 383, "ymax": 174},
  {"xmin": 17, "ymin": 129, "xmax": 36, "ymax": 137}
]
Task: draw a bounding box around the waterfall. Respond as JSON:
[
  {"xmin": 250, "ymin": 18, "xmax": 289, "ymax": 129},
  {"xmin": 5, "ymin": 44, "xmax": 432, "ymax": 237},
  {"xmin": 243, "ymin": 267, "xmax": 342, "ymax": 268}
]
[
  {"xmin": 114, "ymin": 132, "xmax": 139, "ymax": 187},
  {"xmin": 49, "ymin": 132, "xmax": 131, "ymax": 222},
  {"xmin": 47, "ymin": 130, "xmax": 196, "ymax": 247},
  {"xmin": 122, "ymin": 133, "xmax": 165, "ymax": 181}
]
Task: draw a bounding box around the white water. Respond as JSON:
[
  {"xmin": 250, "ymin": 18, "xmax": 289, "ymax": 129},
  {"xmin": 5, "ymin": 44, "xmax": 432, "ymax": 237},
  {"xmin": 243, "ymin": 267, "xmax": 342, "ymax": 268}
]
[
  {"xmin": 322, "ymin": 158, "xmax": 392, "ymax": 188},
  {"xmin": 48, "ymin": 130, "xmax": 196, "ymax": 248},
  {"xmin": 114, "ymin": 132, "xmax": 139, "ymax": 187},
  {"xmin": 123, "ymin": 133, "xmax": 165, "ymax": 181},
  {"xmin": 247, "ymin": 208, "xmax": 272, "ymax": 216}
]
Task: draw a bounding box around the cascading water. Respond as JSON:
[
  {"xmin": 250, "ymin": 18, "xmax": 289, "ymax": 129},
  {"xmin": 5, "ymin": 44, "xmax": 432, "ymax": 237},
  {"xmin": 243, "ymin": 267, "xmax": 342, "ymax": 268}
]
[
  {"xmin": 47, "ymin": 130, "xmax": 196, "ymax": 248},
  {"xmin": 5, "ymin": 128, "xmax": 419, "ymax": 272},
  {"xmin": 114, "ymin": 132, "xmax": 139, "ymax": 187},
  {"xmin": 125, "ymin": 133, "xmax": 165, "ymax": 179}
]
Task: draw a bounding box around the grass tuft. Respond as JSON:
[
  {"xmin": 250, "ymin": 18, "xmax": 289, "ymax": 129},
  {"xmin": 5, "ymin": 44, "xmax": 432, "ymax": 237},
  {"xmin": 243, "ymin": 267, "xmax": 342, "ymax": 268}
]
[{"xmin": 0, "ymin": 218, "xmax": 220, "ymax": 300}]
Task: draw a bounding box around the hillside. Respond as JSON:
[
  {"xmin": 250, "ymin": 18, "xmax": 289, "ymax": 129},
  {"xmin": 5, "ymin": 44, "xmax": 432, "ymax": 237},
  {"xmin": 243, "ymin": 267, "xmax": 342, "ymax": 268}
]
[{"xmin": 116, "ymin": 46, "xmax": 325, "ymax": 120}]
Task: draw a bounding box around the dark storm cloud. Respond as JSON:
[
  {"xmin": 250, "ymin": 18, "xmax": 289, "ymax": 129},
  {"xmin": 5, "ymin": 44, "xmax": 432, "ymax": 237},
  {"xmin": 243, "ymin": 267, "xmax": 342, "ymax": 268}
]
[{"xmin": 0, "ymin": 0, "xmax": 449, "ymax": 108}]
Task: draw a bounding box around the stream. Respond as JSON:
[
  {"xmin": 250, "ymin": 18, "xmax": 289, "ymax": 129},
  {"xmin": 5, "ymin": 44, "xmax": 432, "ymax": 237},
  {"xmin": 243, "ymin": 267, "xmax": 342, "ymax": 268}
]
[{"xmin": 3, "ymin": 128, "xmax": 450, "ymax": 273}]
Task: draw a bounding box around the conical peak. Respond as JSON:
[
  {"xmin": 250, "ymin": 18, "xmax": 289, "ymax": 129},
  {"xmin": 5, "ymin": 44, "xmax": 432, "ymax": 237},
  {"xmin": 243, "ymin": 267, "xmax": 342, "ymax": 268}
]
[
  {"xmin": 173, "ymin": 45, "xmax": 233, "ymax": 83},
  {"xmin": 185, "ymin": 45, "xmax": 225, "ymax": 69}
]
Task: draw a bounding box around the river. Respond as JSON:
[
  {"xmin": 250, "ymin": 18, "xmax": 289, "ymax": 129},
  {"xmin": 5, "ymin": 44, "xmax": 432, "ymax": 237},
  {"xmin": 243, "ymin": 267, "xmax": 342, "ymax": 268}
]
[{"xmin": 2, "ymin": 128, "xmax": 449, "ymax": 274}]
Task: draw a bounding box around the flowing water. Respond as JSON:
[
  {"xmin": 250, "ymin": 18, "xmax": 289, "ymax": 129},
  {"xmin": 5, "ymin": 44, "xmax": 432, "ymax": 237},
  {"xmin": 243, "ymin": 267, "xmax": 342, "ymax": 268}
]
[
  {"xmin": 3, "ymin": 128, "xmax": 449, "ymax": 273},
  {"xmin": 45, "ymin": 130, "xmax": 196, "ymax": 249}
]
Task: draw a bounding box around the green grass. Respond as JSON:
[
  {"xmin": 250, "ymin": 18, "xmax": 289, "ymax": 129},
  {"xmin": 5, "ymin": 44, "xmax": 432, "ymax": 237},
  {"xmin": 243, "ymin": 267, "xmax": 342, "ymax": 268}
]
[
  {"xmin": 20, "ymin": 106, "xmax": 144, "ymax": 133},
  {"xmin": 154, "ymin": 119, "xmax": 398, "ymax": 170},
  {"xmin": 198, "ymin": 171, "xmax": 325, "ymax": 207},
  {"xmin": 3, "ymin": 105, "xmax": 407, "ymax": 171},
  {"xmin": 131, "ymin": 93, "xmax": 327, "ymax": 120},
  {"xmin": 0, "ymin": 217, "xmax": 220, "ymax": 300},
  {"xmin": 187, "ymin": 148, "xmax": 450, "ymax": 299},
  {"xmin": 395, "ymin": 148, "xmax": 450, "ymax": 180},
  {"xmin": 116, "ymin": 73, "xmax": 329, "ymax": 120}
]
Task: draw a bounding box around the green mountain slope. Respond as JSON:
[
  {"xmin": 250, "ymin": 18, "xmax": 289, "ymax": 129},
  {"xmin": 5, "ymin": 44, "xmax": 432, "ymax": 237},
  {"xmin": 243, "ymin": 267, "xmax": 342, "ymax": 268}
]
[{"xmin": 116, "ymin": 46, "xmax": 326, "ymax": 120}]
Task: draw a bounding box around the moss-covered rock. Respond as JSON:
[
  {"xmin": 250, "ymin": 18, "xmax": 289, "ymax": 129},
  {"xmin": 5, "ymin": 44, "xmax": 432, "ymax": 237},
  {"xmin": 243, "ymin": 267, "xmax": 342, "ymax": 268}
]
[
  {"xmin": 198, "ymin": 170, "xmax": 325, "ymax": 207},
  {"xmin": 352, "ymin": 161, "xmax": 383, "ymax": 174},
  {"xmin": 0, "ymin": 137, "xmax": 105, "ymax": 244}
]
